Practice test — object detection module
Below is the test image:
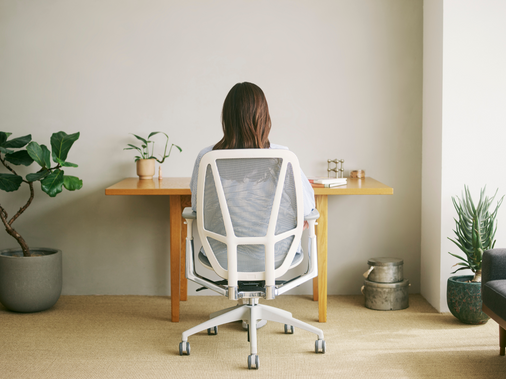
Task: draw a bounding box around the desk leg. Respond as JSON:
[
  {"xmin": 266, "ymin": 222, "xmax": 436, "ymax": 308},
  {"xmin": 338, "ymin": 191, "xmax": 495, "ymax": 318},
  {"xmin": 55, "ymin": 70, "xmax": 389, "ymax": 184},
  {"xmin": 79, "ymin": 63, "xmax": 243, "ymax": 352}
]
[
  {"xmin": 314, "ymin": 195, "xmax": 328, "ymax": 323},
  {"xmin": 170, "ymin": 195, "xmax": 182, "ymax": 322},
  {"xmin": 180, "ymin": 195, "xmax": 191, "ymax": 302}
]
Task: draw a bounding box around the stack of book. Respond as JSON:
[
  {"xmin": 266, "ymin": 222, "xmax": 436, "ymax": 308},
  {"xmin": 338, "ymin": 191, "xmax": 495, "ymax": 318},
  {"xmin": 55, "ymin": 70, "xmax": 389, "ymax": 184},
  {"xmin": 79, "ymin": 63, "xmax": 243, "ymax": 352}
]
[{"xmin": 308, "ymin": 177, "xmax": 347, "ymax": 188}]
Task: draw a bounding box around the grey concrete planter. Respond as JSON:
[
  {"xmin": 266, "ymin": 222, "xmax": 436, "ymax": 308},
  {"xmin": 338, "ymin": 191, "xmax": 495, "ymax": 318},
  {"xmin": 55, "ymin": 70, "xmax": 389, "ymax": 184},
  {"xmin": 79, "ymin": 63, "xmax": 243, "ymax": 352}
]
[{"xmin": 0, "ymin": 247, "xmax": 62, "ymax": 313}]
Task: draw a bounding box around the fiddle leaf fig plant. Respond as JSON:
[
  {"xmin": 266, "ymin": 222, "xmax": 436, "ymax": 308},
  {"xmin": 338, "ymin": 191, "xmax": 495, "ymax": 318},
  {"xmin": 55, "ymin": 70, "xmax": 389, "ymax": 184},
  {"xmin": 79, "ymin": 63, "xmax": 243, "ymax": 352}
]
[
  {"xmin": 0, "ymin": 131, "xmax": 83, "ymax": 257},
  {"xmin": 124, "ymin": 131, "xmax": 182, "ymax": 163},
  {"xmin": 448, "ymin": 185, "xmax": 503, "ymax": 282}
]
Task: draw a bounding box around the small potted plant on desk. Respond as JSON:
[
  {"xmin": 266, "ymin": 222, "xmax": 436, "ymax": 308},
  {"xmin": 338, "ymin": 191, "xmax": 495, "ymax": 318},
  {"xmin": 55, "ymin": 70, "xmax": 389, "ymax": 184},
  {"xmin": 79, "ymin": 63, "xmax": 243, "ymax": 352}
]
[
  {"xmin": 124, "ymin": 132, "xmax": 182, "ymax": 180},
  {"xmin": 447, "ymin": 185, "xmax": 503, "ymax": 324},
  {"xmin": 0, "ymin": 131, "xmax": 82, "ymax": 312}
]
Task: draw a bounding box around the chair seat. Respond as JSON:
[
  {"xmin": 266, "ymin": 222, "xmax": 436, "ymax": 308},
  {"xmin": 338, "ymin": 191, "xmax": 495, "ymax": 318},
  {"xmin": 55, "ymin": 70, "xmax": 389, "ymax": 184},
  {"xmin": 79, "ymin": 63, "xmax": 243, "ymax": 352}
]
[
  {"xmin": 198, "ymin": 249, "xmax": 304, "ymax": 271},
  {"xmin": 483, "ymin": 280, "xmax": 506, "ymax": 321}
]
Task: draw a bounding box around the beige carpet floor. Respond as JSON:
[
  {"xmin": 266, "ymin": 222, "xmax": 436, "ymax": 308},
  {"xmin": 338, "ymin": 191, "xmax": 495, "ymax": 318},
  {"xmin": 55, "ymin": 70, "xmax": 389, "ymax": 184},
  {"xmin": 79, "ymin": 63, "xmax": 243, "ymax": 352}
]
[{"xmin": 1, "ymin": 294, "xmax": 505, "ymax": 378}]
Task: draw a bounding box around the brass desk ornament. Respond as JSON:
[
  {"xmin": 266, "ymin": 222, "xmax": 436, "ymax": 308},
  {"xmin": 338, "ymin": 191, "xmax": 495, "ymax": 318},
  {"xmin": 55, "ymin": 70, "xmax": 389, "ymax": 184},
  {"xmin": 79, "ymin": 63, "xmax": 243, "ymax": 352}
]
[{"xmin": 327, "ymin": 159, "xmax": 345, "ymax": 178}]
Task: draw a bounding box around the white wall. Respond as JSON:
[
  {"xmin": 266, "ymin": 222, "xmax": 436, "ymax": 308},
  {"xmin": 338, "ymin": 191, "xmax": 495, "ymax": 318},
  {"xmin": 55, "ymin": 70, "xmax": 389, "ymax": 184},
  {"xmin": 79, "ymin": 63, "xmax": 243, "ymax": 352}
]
[
  {"xmin": 421, "ymin": 0, "xmax": 443, "ymax": 312},
  {"xmin": 0, "ymin": 1, "xmax": 423, "ymax": 296},
  {"xmin": 422, "ymin": 0, "xmax": 506, "ymax": 311}
]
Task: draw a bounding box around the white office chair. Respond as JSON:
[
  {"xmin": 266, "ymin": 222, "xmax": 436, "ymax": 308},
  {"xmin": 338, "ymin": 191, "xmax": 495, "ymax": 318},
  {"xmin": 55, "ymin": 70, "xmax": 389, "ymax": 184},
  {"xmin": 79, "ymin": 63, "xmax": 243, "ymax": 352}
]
[{"xmin": 179, "ymin": 149, "xmax": 325, "ymax": 369}]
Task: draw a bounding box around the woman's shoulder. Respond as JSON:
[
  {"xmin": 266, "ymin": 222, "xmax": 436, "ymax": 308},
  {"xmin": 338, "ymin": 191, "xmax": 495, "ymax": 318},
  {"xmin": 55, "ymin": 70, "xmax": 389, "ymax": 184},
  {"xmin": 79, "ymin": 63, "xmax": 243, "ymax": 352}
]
[
  {"xmin": 199, "ymin": 143, "xmax": 288, "ymax": 156},
  {"xmin": 192, "ymin": 145, "xmax": 214, "ymax": 170},
  {"xmin": 197, "ymin": 145, "xmax": 215, "ymax": 158}
]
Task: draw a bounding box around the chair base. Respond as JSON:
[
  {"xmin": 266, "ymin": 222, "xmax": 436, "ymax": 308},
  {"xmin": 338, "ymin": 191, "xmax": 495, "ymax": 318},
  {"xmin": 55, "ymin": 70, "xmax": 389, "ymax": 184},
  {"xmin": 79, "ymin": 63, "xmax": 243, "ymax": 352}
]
[
  {"xmin": 180, "ymin": 301, "xmax": 325, "ymax": 369},
  {"xmin": 242, "ymin": 319, "xmax": 267, "ymax": 329},
  {"xmin": 208, "ymin": 299, "xmax": 267, "ymax": 329}
]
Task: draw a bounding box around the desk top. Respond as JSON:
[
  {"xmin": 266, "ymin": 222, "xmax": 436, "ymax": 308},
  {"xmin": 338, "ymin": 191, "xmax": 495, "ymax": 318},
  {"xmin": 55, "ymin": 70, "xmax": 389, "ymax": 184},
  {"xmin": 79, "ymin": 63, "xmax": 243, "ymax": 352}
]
[
  {"xmin": 105, "ymin": 177, "xmax": 191, "ymax": 195},
  {"xmin": 105, "ymin": 177, "xmax": 392, "ymax": 196},
  {"xmin": 312, "ymin": 177, "xmax": 393, "ymax": 195}
]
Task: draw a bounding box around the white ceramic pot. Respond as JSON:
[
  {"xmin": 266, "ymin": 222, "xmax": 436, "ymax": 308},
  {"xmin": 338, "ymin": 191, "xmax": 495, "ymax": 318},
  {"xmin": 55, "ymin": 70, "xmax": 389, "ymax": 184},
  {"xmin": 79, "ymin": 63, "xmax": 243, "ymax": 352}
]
[{"xmin": 136, "ymin": 159, "xmax": 156, "ymax": 180}]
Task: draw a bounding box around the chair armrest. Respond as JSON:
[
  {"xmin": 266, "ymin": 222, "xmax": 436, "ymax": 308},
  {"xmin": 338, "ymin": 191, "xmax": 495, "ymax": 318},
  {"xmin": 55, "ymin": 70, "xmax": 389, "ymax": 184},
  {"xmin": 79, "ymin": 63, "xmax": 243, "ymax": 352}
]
[
  {"xmin": 183, "ymin": 207, "xmax": 196, "ymax": 220},
  {"xmin": 304, "ymin": 209, "xmax": 320, "ymax": 221},
  {"xmin": 482, "ymin": 249, "xmax": 506, "ymax": 284},
  {"xmin": 303, "ymin": 209, "xmax": 319, "ymax": 238}
]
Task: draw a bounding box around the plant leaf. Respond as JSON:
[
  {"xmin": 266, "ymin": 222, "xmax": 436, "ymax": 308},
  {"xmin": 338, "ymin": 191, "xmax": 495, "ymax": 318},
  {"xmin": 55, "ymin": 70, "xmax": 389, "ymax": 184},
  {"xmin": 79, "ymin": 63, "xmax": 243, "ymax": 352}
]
[
  {"xmin": 451, "ymin": 266, "xmax": 472, "ymax": 274},
  {"xmin": 0, "ymin": 173, "xmax": 23, "ymax": 192},
  {"xmin": 448, "ymin": 252, "xmax": 470, "ymax": 263},
  {"xmin": 27, "ymin": 142, "xmax": 51, "ymax": 168},
  {"xmin": 0, "ymin": 132, "xmax": 11, "ymax": 146},
  {"xmin": 148, "ymin": 131, "xmax": 163, "ymax": 139},
  {"xmin": 448, "ymin": 237, "xmax": 472, "ymax": 255},
  {"xmin": 41, "ymin": 169, "xmax": 64, "ymax": 197},
  {"xmin": 40, "ymin": 144, "xmax": 51, "ymax": 168},
  {"xmin": 132, "ymin": 134, "xmax": 148, "ymax": 145},
  {"xmin": 452, "ymin": 262, "xmax": 471, "ymax": 267},
  {"xmin": 5, "ymin": 150, "xmax": 34, "ymax": 166},
  {"xmin": 0, "ymin": 146, "xmax": 15, "ymax": 155},
  {"xmin": 26, "ymin": 169, "xmax": 50, "ymax": 182},
  {"xmin": 63, "ymin": 175, "xmax": 83, "ymax": 191},
  {"xmin": 3, "ymin": 134, "xmax": 32, "ymax": 148},
  {"xmin": 124, "ymin": 144, "xmax": 143, "ymax": 152},
  {"xmin": 60, "ymin": 161, "xmax": 78, "ymax": 168},
  {"xmin": 51, "ymin": 131, "xmax": 80, "ymax": 163},
  {"xmin": 54, "ymin": 156, "xmax": 78, "ymax": 167}
]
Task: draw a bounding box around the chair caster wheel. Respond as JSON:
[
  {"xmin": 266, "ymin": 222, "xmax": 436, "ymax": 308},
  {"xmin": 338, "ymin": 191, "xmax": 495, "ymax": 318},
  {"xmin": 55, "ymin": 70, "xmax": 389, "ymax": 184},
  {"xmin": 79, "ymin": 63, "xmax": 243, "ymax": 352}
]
[
  {"xmin": 179, "ymin": 341, "xmax": 190, "ymax": 355},
  {"xmin": 248, "ymin": 354, "xmax": 259, "ymax": 369},
  {"xmin": 315, "ymin": 339, "xmax": 326, "ymax": 354},
  {"xmin": 207, "ymin": 326, "xmax": 218, "ymax": 335},
  {"xmin": 284, "ymin": 324, "xmax": 294, "ymax": 334}
]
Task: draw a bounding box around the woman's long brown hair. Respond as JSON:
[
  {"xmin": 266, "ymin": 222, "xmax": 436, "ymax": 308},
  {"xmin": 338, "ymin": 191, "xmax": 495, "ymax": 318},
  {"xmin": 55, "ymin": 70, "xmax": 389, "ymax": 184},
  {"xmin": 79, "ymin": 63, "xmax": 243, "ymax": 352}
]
[{"xmin": 213, "ymin": 82, "xmax": 271, "ymax": 150}]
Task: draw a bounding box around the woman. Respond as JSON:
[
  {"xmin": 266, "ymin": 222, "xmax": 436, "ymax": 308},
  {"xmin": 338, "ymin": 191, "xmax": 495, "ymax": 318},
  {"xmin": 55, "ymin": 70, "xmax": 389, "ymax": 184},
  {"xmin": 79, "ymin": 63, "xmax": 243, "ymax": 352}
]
[
  {"xmin": 190, "ymin": 82, "xmax": 316, "ymax": 329},
  {"xmin": 190, "ymin": 82, "xmax": 315, "ymax": 218}
]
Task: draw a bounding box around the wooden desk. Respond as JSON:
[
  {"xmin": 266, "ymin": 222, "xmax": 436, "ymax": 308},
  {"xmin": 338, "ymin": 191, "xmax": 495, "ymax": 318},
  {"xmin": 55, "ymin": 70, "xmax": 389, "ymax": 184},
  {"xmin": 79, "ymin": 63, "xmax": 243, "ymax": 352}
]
[
  {"xmin": 105, "ymin": 177, "xmax": 191, "ymax": 322},
  {"xmin": 105, "ymin": 177, "xmax": 393, "ymax": 323},
  {"xmin": 312, "ymin": 178, "xmax": 393, "ymax": 322}
]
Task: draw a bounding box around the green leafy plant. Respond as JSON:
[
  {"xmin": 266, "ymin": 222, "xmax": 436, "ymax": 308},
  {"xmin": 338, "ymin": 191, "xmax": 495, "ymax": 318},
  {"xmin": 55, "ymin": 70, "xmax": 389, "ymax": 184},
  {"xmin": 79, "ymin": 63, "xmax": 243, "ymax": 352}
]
[
  {"xmin": 0, "ymin": 131, "xmax": 83, "ymax": 257},
  {"xmin": 448, "ymin": 185, "xmax": 503, "ymax": 282},
  {"xmin": 124, "ymin": 132, "xmax": 182, "ymax": 163}
]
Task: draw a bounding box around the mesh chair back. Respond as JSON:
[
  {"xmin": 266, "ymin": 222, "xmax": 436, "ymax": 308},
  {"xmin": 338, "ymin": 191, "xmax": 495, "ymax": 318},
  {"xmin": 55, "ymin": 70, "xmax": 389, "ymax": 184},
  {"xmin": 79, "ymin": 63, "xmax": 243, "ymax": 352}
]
[{"xmin": 196, "ymin": 149, "xmax": 304, "ymax": 282}]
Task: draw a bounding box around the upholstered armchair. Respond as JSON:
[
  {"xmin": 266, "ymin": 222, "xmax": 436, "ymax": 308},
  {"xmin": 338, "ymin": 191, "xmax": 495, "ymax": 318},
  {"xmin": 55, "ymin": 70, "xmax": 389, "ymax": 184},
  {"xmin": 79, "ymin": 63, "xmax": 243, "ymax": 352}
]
[{"xmin": 482, "ymin": 248, "xmax": 506, "ymax": 356}]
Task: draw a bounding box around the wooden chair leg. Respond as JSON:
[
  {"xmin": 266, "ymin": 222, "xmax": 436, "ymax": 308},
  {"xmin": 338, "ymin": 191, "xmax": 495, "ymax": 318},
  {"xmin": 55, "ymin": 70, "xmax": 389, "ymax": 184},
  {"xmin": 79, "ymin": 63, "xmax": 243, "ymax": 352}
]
[{"xmin": 500, "ymin": 325, "xmax": 506, "ymax": 356}]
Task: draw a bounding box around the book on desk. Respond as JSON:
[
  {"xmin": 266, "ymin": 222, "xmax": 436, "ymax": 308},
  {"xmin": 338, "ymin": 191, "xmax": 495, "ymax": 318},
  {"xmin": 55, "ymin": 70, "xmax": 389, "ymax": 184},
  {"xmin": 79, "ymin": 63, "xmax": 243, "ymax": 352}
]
[{"xmin": 309, "ymin": 177, "xmax": 347, "ymax": 188}]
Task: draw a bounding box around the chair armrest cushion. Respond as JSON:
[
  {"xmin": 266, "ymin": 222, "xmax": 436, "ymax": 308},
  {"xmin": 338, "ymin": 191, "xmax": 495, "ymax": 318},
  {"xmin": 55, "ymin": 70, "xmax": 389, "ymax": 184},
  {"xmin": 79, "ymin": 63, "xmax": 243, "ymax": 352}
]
[
  {"xmin": 183, "ymin": 207, "xmax": 196, "ymax": 220},
  {"xmin": 482, "ymin": 249, "xmax": 506, "ymax": 321},
  {"xmin": 483, "ymin": 280, "xmax": 506, "ymax": 321}
]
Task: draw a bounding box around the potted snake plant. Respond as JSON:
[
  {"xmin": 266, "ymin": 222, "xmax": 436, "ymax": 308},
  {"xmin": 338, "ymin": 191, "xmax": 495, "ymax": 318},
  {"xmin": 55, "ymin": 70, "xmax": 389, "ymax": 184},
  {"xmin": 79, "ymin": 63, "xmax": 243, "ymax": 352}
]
[
  {"xmin": 0, "ymin": 131, "xmax": 82, "ymax": 312},
  {"xmin": 447, "ymin": 185, "xmax": 503, "ymax": 324}
]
